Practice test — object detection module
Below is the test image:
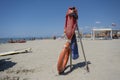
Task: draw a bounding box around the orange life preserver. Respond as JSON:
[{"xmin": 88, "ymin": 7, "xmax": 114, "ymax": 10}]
[{"xmin": 57, "ymin": 41, "xmax": 70, "ymax": 74}]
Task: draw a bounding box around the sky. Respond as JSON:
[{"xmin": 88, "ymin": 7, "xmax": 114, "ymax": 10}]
[{"xmin": 0, "ymin": 0, "xmax": 120, "ymax": 38}]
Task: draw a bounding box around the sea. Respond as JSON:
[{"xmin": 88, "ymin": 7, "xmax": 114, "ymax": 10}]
[
  {"xmin": 0, "ymin": 37, "xmax": 39, "ymax": 44},
  {"xmin": 0, "ymin": 36, "xmax": 56, "ymax": 44},
  {"xmin": 0, "ymin": 38, "xmax": 9, "ymax": 44}
]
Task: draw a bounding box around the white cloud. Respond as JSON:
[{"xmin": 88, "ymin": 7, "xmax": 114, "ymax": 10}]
[{"xmin": 95, "ymin": 21, "xmax": 101, "ymax": 24}]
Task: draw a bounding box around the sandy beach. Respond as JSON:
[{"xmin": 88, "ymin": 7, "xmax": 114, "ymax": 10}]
[{"xmin": 0, "ymin": 39, "xmax": 120, "ymax": 80}]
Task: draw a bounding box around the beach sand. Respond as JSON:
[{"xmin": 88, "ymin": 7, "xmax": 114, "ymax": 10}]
[{"xmin": 0, "ymin": 39, "xmax": 120, "ymax": 80}]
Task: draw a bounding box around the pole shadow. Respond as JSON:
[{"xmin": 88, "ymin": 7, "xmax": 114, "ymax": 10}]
[
  {"xmin": 0, "ymin": 58, "xmax": 16, "ymax": 71},
  {"xmin": 60, "ymin": 61, "xmax": 91, "ymax": 75}
]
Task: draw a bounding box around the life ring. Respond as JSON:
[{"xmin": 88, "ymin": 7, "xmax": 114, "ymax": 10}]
[{"xmin": 57, "ymin": 41, "xmax": 70, "ymax": 74}]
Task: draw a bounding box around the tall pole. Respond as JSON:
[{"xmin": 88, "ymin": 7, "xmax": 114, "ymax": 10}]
[{"xmin": 77, "ymin": 26, "xmax": 89, "ymax": 72}]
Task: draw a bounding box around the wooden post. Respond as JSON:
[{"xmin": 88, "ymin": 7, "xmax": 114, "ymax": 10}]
[{"xmin": 70, "ymin": 49, "xmax": 72, "ymax": 70}]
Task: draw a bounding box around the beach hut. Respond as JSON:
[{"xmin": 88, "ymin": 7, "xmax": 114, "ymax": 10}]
[{"xmin": 92, "ymin": 28, "xmax": 112, "ymax": 40}]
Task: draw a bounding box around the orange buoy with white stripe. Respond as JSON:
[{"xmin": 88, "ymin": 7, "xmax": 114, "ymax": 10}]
[{"xmin": 57, "ymin": 41, "xmax": 70, "ymax": 74}]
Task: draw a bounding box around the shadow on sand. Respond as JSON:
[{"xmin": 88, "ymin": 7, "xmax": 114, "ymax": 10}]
[
  {"xmin": 0, "ymin": 58, "xmax": 16, "ymax": 71},
  {"xmin": 60, "ymin": 61, "xmax": 91, "ymax": 75}
]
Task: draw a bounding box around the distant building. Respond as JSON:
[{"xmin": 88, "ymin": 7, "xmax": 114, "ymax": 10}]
[{"xmin": 91, "ymin": 28, "xmax": 120, "ymax": 40}]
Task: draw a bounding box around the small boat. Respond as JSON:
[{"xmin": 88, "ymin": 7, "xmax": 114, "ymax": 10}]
[
  {"xmin": 8, "ymin": 40, "xmax": 26, "ymax": 43},
  {"xmin": 16, "ymin": 40, "xmax": 26, "ymax": 43}
]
